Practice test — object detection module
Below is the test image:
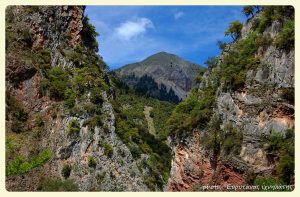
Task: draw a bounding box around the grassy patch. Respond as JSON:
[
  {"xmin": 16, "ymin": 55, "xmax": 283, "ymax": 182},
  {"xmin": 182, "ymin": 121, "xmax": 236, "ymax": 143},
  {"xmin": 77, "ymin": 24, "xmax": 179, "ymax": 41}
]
[
  {"xmin": 68, "ymin": 119, "xmax": 80, "ymax": 135},
  {"xmin": 101, "ymin": 142, "xmax": 113, "ymax": 158},
  {"xmin": 88, "ymin": 156, "xmax": 97, "ymax": 168},
  {"xmin": 37, "ymin": 178, "xmax": 79, "ymax": 191},
  {"xmin": 6, "ymin": 148, "xmax": 52, "ymax": 176}
]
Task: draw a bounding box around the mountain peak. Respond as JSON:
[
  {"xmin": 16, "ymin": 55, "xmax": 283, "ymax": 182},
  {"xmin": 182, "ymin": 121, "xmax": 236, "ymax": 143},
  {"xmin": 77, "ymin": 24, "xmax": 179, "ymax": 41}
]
[
  {"xmin": 116, "ymin": 52, "xmax": 205, "ymax": 103},
  {"xmin": 151, "ymin": 51, "xmax": 176, "ymax": 57},
  {"xmin": 142, "ymin": 51, "xmax": 181, "ymax": 64}
]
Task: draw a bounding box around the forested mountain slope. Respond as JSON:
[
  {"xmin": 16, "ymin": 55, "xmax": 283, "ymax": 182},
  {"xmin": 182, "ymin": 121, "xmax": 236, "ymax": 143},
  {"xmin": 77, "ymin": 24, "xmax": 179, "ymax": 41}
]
[{"xmin": 115, "ymin": 52, "xmax": 205, "ymax": 103}]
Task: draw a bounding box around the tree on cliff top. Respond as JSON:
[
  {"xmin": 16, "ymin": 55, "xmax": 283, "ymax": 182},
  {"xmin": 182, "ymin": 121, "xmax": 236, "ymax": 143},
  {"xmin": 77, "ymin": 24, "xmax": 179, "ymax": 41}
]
[
  {"xmin": 225, "ymin": 20, "xmax": 243, "ymax": 41},
  {"xmin": 243, "ymin": 6, "xmax": 255, "ymax": 18},
  {"xmin": 82, "ymin": 15, "xmax": 99, "ymax": 52}
]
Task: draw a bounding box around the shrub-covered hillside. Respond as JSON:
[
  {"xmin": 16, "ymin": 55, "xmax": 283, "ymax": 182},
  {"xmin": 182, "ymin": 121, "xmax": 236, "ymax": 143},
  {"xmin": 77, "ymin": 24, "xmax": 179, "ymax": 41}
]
[
  {"xmin": 111, "ymin": 76, "xmax": 175, "ymax": 190},
  {"xmin": 167, "ymin": 6, "xmax": 294, "ymax": 191}
]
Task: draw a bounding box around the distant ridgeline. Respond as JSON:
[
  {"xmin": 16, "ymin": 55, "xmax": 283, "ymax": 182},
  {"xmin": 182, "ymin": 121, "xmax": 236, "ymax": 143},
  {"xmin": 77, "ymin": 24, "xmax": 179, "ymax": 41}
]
[{"xmin": 115, "ymin": 52, "xmax": 205, "ymax": 104}]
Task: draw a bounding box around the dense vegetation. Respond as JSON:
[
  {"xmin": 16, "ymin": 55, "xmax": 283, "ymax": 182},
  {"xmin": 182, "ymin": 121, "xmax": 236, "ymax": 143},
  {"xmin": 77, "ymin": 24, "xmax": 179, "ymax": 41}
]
[
  {"xmin": 168, "ymin": 86, "xmax": 216, "ymax": 138},
  {"xmin": 215, "ymin": 6, "xmax": 294, "ymax": 92},
  {"xmin": 263, "ymin": 129, "xmax": 294, "ymax": 184},
  {"xmin": 111, "ymin": 78, "xmax": 174, "ymax": 190}
]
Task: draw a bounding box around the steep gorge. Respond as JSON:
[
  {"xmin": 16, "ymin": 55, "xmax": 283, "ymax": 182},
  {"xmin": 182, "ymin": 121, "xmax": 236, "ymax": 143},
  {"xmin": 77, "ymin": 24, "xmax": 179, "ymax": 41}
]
[{"xmin": 5, "ymin": 6, "xmax": 295, "ymax": 192}]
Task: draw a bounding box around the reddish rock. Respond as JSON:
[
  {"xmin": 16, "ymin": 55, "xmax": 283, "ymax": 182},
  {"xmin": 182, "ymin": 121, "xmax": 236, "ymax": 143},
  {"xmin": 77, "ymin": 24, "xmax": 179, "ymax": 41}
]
[{"xmin": 167, "ymin": 132, "xmax": 245, "ymax": 192}]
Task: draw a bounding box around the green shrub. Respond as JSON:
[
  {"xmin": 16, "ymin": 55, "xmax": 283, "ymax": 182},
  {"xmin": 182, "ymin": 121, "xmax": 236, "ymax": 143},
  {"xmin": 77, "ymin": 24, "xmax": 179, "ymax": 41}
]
[
  {"xmin": 254, "ymin": 176, "xmax": 285, "ymax": 191},
  {"xmin": 6, "ymin": 137, "xmax": 19, "ymax": 155},
  {"xmin": 96, "ymin": 77, "xmax": 110, "ymax": 92},
  {"xmin": 102, "ymin": 143, "xmax": 113, "ymax": 158},
  {"xmin": 61, "ymin": 164, "xmax": 72, "ymax": 179},
  {"xmin": 202, "ymin": 116, "xmax": 221, "ymax": 154},
  {"xmin": 68, "ymin": 119, "xmax": 80, "ymax": 135},
  {"xmin": 6, "ymin": 148, "xmax": 52, "ymax": 176},
  {"xmin": 39, "ymin": 78, "xmax": 50, "ymax": 97},
  {"xmin": 277, "ymin": 154, "xmax": 294, "ymax": 184},
  {"xmin": 280, "ymin": 87, "xmax": 294, "ymax": 104},
  {"xmin": 274, "ymin": 20, "xmax": 294, "ymax": 50},
  {"xmin": 90, "ymin": 88, "xmax": 104, "ymax": 104},
  {"xmin": 64, "ymin": 88, "xmax": 76, "ymax": 108},
  {"xmin": 36, "ymin": 114, "xmax": 44, "ymax": 127},
  {"xmin": 13, "ymin": 108, "xmax": 28, "ymax": 122},
  {"xmin": 257, "ymin": 12, "xmax": 272, "ymax": 33},
  {"xmin": 47, "ymin": 66, "xmax": 69, "ymax": 100},
  {"xmin": 20, "ymin": 28, "xmax": 32, "ymax": 47},
  {"xmin": 11, "ymin": 121, "xmax": 23, "ymax": 133},
  {"xmin": 73, "ymin": 73, "xmax": 86, "ymax": 93},
  {"xmin": 88, "ymin": 156, "xmax": 97, "ymax": 168},
  {"xmin": 123, "ymin": 128, "xmax": 140, "ymax": 143},
  {"xmin": 139, "ymin": 142, "xmax": 152, "ymax": 154},
  {"xmin": 82, "ymin": 16, "xmax": 99, "ymax": 52},
  {"xmin": 194, "ymin": 75, "xmax": 202, "ymax": 84},
  {"xmin": 37, "ymin": 178, "xmax": 79, "ymax": 191},
  {"xmin": 6, "ymin": 92, "xmax": 29, "ymax": 133},
  {"xmin": 266, "ymin": 132, "xmax": 284, "ymax": 153},
  {"xmin": 66, "ymin": 50, "xmax": 84, "ymax": 67},
  {"xmin": 149, "ymin": 110, "xmax": 154, "ymax": 118},
  {"xmin": 83, "ymin": 115, "xmax": 104, "ymax": 128},
  {"xmin": 255, "ymin": 34, "xmax": 273, "ymax": 49},
  {"xmin": 264, "ymin": 129, "xmax": 294, "ymax": 184},
  {"xmin": 34, "ymin": 48, "xmax": 51, "ymax": 73},
  {"xmin": 129, "ymin": 144, "xmax": 142, "ymax": 159},
  {"xmin": 222, "ymin": 123, "xmax": 243, "ymax": 155},
  {"xmin": 82, "ymin": 102, "xmax": 97, "ymax": 115}
]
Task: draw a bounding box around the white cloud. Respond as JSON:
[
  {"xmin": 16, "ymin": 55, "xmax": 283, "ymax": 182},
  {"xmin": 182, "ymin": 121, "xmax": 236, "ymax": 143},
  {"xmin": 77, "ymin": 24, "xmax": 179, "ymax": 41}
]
[
  {"xmin": 99, "ymin": 34, "xmax": 182, "ymax": 69},
  {"xmin": 174, "ymin": 11, "xmax": 184, "ymax": 19},
  {"xmin": 115, "ymin": 18, "xmax": 153, "ymax": 40}
]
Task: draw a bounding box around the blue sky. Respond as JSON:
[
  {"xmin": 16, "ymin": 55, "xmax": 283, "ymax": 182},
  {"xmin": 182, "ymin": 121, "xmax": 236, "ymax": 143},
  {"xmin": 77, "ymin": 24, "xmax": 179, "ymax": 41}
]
[{"xmin": 85, "ymin": 6, "xmax": 246, "ymax": 69}]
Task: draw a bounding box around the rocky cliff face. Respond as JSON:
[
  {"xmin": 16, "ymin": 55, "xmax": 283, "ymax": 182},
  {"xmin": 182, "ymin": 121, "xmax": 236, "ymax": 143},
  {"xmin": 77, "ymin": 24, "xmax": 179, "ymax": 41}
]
[
  {"xmin": 168, "ymin": 132, "xmax": 246, "ymax": 191},
  {"xmin": 115, "ymin": 52, "xmax": 204, "ymax": 103},
  {"xmin": 167, "ymin": 7, "xmax": 294, "ymax": 191},
  {"xmin": 6, "ymin": 6, "xmax": 148, "ymax": 191}
]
